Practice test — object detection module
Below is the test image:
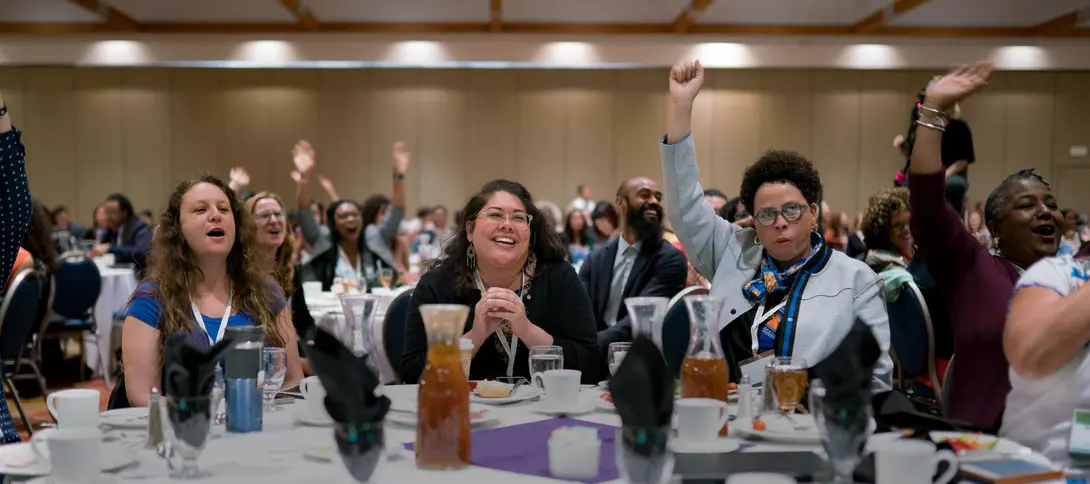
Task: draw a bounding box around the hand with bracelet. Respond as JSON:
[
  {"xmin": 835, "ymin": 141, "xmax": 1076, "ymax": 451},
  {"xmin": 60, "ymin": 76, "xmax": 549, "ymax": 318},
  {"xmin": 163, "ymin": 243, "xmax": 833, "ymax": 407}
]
[{"xmin": 917, "ymin": 62, "xmax": 993, "ymax": 131}]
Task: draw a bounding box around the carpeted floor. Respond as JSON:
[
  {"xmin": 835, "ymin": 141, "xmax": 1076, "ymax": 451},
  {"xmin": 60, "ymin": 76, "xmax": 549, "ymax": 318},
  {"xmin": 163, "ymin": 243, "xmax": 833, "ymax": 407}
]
[{"xmin": 6, "ymin": 379, "xmax": 109, "ymax": 439}]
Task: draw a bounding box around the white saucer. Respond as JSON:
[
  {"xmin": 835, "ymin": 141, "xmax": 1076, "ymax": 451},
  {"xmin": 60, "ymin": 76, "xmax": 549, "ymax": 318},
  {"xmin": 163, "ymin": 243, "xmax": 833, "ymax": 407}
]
[
  {"xmin": 386, "ymin": 406, "xmax": 499, "ymax": 427},
  {"xmin": 669, "ymin": 438, "xmax": 740, "ymax": 453},
  {"xmin": 595, "ymin": 395, "xmax": 616, "ymax": 413},
  {"xmin": 0, "ymin": 443, "xmax": 138, "ymax": 477},
  {"xmin": 531, "ymin": 400, "xmax": 596, "ymax": 417},
  {"xmin": 100, "ymin": 408, "xmax": 148, "ymax": 429},
  {"xmin": 597, "ymin": 380, "xmax": 609, "ymax": 389}
]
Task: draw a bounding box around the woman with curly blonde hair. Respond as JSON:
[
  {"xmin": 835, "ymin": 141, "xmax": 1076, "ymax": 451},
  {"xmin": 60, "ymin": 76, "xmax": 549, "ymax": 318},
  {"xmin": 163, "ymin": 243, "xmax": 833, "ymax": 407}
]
[
  {"xmin": 121, "ymin": 174, "xmax": 302, "ymax": 407},
  {"xmin": 245, "ymin": 192, "xmax": 294, "ymax": 296}
]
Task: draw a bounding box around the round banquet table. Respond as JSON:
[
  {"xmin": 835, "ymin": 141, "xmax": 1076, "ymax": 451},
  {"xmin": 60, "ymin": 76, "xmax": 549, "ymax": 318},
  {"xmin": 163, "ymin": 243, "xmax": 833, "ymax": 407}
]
[
  {"xmin": 84, "ymin": 261, "xmax": 139, "ymax": 377},
  {"xmin": 2, "ymin": 385, "xmax": 1067, "ymax": 484}
]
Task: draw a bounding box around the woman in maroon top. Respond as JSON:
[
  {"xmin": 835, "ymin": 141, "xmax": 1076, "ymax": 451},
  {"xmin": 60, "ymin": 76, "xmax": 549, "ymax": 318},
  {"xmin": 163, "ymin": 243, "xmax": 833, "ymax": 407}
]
[{"xmin": 908, "ymin": 62, "xmax": 1063, "ymax": 431}]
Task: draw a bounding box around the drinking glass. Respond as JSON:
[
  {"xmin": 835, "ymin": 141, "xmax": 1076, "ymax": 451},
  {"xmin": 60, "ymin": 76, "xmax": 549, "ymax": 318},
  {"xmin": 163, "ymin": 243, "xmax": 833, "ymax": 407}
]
[
  {"xmin": 261, "ymin": 348, "xmax": 288, "ymax": 413},
  {"xmin": 335, "ymin": 421, "xmax": 387, "ymax": 482},
  {"xmin": 165, "ymin": 395, "xmax": 213, "ymax": 479},
  {"xmin": 608, "ymin": 342, "xmax": 631, "ymax": 377},
  {"xmin": 768, "ymin": 356, "xmax": 807, "ymax": 413},
  {"xmin": 529, "ymin": 345, "xmax": 564, "ymax": 390},
  {"xmin": 339, "ymin": 294, "xmax": 380, "ymax": 361},
  {"xmin": 810, "ymin": 379, "xmax": 870, "ymax": 484},
  {"xmin": 615, "ymin": 425, "xmax": 674, "ymax": 484},
  {"xmin": 212, "ymin": 365, "xmax": 226, "ymax": 425},
  {"xmin": 377, "ymin": 267, "xmax": 395, "ymax": 289},
  {"xmin": 624, "ymin": 297, "xmax": 668, "ymax": 350}
]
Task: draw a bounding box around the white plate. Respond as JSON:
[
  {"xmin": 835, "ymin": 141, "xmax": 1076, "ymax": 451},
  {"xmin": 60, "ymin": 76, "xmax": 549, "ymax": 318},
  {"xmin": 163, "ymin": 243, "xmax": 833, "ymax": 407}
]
[
  {"xmin": 386, "ymin": 406, "xmax": 499, "ymax": 427},
  {"xmin": 100, "ymin": 408, "xmax": 149, "ymax": 429},
  {"xmin": 0, "ymin": 443, "xmax": 138, "ymax": 477},
  {"xmin": 595, "ymin": 394, "xmax": 616, "ymax": 413},
  {"xmin": 597, "ymin": 380, "xmax": 610, "ymax": 389},
  {"xmin": 927, "ymin": 431, "xmax": 1051, "ymax": 466},
  {"xmin": 734, "ymin": 414, "xmax": 876, "ymax": 445},
  {"xmin": 470, "ymin": 385, "xmax": 541, "ymax": 405},
  {"xmin": 530, "ymin": 400, "xmax": 596, "ymax": 417},
  {"xmin": 670, "ymin": 438, "xmax": 741, "ymax": 454}
]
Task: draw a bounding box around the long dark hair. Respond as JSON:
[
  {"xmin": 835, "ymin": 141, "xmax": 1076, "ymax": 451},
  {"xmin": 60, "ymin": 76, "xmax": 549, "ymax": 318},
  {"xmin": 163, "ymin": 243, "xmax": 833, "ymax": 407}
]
[
  {"xmin": 563, "ymin": 210, "xmax": 593, "ymax": 246},
  {"xmin": 361, "ymin": 195, "xmax": 389, "ymax": 228},
  {"xmin": 326, "ymin": 199, "xmax": 366, "ymax": 254},
  {"xmin": 428, "ymin": 180, "xmax": 567, "ymax": 298},
  {"xmin": 24, "ymin": 199, "xmax": 59, "ymax": 273}
]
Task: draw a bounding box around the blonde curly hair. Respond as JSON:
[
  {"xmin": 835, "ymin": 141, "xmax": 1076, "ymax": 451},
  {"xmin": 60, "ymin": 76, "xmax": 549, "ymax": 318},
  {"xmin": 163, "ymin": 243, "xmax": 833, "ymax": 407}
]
[{"xmin": 861, "ymin": 187, "xmax": 911, "ymax": 253}]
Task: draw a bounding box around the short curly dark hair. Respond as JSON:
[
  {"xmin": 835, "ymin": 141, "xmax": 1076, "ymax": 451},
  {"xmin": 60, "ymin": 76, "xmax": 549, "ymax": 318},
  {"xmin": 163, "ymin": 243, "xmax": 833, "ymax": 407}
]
[
  {"xmin": 861, "ymin": 187, "xmax": 910, "ymax": 253},
  {"xmin": 738, "ymin": 150, "xmax": 822, "ymax": 216}
]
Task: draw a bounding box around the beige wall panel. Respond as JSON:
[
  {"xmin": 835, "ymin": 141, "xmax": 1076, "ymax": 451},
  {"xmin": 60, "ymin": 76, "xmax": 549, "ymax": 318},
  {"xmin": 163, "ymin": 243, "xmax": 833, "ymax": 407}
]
[
  {"xmin": 263, "ymin": 69, "xmax": 319, "ymax": 203},
  {"xmin": 1003, "ymin": 73, "xmax": 1055, "ymax": 185},
  {"xmin": 958, "ymin": 72, "xmax": 1007, "ymax": 206},
  {"xmin": 221, "ymin": 70, "xmax": 272, "ymax": 199},
  {"xmin": 811, "ymin": 70, "xmax": 861, "ymax": 214},
  {"xmin": 368, "ymin": 70, "xmax": 418, "ymax": 204},
  {"xmin": 709, "ymin": 70, "xmax": 764, "ymax": 199},
  {"xmin": 689, "ymin": 69, "xmax": 715, "ymax": 190},
  {"xmin": 120, "ymin": 69, "xmax": 171, "ymax": 214},
  {"xmin": 417, "ymin": 69, "xmax": 469, "ymax": 213},
  {"xmin": 169, "ymin": 69, "xmax": 223, "ymax": 188},
  {"xmin": 74, "ymin": 69, "xmax": 125, "ymax": 220},
  {"xmin": 614, "ymin": 70, "xmax": 667, "ymax": 195},
  {"xmin": 514, "ymin": 69, "xmax": 567, "ymax": 205},
  {"xmin": 0, "ymin": 69, "xmax": 25, "ymax": 130},
  {"xmin": 314, "ymin": 70, "xmax": 372, "ymax": 206},
  {"xmin": 760, "ymin": 70, "xmax": 813, "ymax": 158},
  {"xmin": 1052, "ymin": 73, "xmax": 1090, "ymax": 168},
  {"xmin": 1054, "ymin": 167, "xmax": 1090, "ymax": 215},
  {"xmin": 464, "ymin": 70, "xmax": 517, "ymax": 203},
  {"xmin": 22, "ymin": 68, "xmax": 77, "ymax": 216},
  {"xmin": 857, "ymin": 71, "xmax": 911, "ymax": 212},
  {"xmin": 565, "ymin": 70, "xmax": 615, "ymax": 208}
]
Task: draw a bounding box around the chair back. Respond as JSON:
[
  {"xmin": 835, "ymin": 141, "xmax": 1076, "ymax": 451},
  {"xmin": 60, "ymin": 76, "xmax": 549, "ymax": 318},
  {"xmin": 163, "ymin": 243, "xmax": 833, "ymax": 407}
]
[
  {"xmin": 662, "ymin": 286, "xmax": 710, "ymax": 377},
  {"xmin": 885, "ymin": 280, "xmax": 937, "ymax": 386},
  {"xmin": 51, "ymin": 258, "xmax": 102, "ymax": 319},
  {"xmin": 941, "ymin": 354, "xmax": 955, "ymax": 416},
  {"xmin": 382, "ymin": 289, "xmax": 414, "ymax": 383},
  {"xmin": 0, "ymin": 270, "xmax": 43, "ymax": 363}
]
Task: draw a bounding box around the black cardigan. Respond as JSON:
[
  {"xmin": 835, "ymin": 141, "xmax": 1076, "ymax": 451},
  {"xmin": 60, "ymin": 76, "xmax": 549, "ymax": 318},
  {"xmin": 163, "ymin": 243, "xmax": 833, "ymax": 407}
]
[{"xmin": 400, "ymin": 262, "xmax": 602, "ymax": 384}]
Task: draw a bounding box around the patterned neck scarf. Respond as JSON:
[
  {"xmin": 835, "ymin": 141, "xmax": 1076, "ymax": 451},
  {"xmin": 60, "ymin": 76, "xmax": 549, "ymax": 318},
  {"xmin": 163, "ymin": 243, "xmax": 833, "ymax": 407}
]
[{"xmin": 742, "ymin": 232, "xmax": 827, "ymax": 354}]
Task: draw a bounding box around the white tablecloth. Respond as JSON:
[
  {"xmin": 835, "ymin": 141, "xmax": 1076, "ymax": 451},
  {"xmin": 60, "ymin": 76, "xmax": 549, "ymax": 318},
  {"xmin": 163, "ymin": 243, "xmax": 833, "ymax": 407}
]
[
  {"xmin": 84, "ymin": 263, "xmax": 139, "ymax": 377},
  {"xmin": 12, "ymin": 385, "xmax": 1060, "ymax": 484}
]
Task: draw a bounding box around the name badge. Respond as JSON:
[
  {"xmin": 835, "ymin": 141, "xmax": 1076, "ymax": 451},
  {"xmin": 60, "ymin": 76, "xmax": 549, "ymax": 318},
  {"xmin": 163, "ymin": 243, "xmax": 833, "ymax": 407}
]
[
  {"xmin": 739, "ymin": 351, "xmax": 774, "ymax": 386},
  {"xmin": 1068, "ymin": 409, "xmax": 1090, "ymax": 460}
]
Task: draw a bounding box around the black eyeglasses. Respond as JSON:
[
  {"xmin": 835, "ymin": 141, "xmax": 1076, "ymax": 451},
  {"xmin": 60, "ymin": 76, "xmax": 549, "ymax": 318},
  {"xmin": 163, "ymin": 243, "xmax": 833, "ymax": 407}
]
[{"xmin": 753, "ymin": 202, "xmax": 808, "ymax": 227}]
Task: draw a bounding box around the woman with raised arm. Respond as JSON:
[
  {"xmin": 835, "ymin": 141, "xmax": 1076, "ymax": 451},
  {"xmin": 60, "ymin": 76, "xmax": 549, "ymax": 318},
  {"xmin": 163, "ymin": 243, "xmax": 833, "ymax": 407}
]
[
  {"xmin": 660, "ymin": 61, "xmax": 892, "ymax": 390},
  {"xmin": 908, "ymin": 62, "xmax": 1062, "ymax": 431},
  {"xmin": 0, "ymin": 93, "xmax": 34, "ymax": 442},
  {"xmin": 121, "ymin": 174, "xmax": 302, "ymax": 407}
]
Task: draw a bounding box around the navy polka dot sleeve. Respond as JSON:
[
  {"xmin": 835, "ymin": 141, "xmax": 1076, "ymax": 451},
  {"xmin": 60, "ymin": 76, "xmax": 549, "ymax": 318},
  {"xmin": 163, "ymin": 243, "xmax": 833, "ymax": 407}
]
[{"xmin": 0, "ymin": 125, "xmax": 31, "ymax": 443}]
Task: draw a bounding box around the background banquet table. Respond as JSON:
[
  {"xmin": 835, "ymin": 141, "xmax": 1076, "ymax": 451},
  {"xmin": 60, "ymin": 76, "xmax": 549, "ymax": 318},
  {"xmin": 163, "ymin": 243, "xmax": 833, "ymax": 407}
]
[
  {"xmin": 84, "ymin": 260, "xmax": 139, "ymax": 377},
  {"xmin": 3, "ymin": 385, "xmax": 1066, "ymax": 484}
]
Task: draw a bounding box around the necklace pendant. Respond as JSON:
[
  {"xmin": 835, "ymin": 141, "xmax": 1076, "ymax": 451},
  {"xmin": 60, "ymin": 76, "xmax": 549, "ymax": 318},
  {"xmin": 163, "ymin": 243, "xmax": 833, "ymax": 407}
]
[{"xmin": 526, "ymin": 294, "xmax": 531, "ymax": 300}]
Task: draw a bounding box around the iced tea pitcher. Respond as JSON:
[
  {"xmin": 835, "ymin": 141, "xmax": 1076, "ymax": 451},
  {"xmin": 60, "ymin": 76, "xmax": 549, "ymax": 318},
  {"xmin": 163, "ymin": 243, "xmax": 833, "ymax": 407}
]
[
  {"xmin": 415, "ymin": 304, "xmax": 471, "ymax": 470},
  {"xmin": 624, "ymin": 297, "xmax": 669, "ymax": 350},
  {"xmin": 680, "ymin": 296, "xmax": 729, "ymax": 402}
]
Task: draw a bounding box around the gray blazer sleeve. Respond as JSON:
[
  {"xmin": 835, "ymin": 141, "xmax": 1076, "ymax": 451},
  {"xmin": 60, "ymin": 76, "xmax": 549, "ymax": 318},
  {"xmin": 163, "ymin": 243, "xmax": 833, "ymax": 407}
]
[
  {"xmin": 660, "ymin": 133, "xmax": 741, "ymax": 281},
  {"xmin": 298, "ymin": 207, "xmax": 323, "ymax": 248},
  {"xmin": 365, "ymin": 206, "xmax": 405, "ymax": 266}
]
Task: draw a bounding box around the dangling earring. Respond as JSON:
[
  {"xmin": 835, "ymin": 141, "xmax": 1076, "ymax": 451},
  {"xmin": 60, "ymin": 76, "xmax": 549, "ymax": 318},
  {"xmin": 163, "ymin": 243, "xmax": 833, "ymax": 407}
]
[
  {"xmin": 754, "ymin": 234, "xmax": 761, "ymax": 245},
  {"xmin": 524, "ymin": 252, "xmax": 538, "ymax": 276},
  {"xmin": 466, "ymin": 243, "xmax": 476, "ymax": 268}
]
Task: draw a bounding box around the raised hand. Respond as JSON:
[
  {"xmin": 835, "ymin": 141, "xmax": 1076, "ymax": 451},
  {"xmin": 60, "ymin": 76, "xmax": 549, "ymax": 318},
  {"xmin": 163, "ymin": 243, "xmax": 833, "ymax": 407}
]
[
  {"xmin": 669, "ymin": 60, "xmax": 704, "ymax": 105},
  {"xmin": 392, "ymin": 141, "xmax": 411, "ymax": 175},
  {"xmin": 290, "ymin": 170, "xmax": 301, "ymax": 183},
  {"xmin": 923, "ymin": 61, "xmax": 994, "ymax": 112},
  {"xmin": 228, "ymin": 167, "xmax": 250, "ymax": 191},
  {"xmin": 292, "ymin": 140, "xmax": 315, "ymax": 175},
  {"xmin": 318, "ymin": 175, "xmax": 335, "ymax": 193}
]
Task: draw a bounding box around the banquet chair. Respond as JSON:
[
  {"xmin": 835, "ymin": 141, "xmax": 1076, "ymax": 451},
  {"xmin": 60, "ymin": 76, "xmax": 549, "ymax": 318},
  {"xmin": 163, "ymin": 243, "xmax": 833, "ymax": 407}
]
[
  {"xmin": 662, "ymin": 286, "xmax": 709, "ymax": 377},
  {"xmin": 941, "ymin": 354, "xmax": 955, "ymax": 417},
  {"xmin": 10, "ymin": 270, "xmax": 54, "ymax": 399},
  {"xmin": 382, "ymin": 288, "xmax": 413, "ymax": 383},
  {"xmin": 47, "ymin": 257, "xmax": 104, "ymax": 382},
  {"xmin": 0, "ymin": 269, "xmax": 43, "ymax": 435},
  {"xmin": 886, "ymin": 280, "xmax": 942, "ymax": 410}
]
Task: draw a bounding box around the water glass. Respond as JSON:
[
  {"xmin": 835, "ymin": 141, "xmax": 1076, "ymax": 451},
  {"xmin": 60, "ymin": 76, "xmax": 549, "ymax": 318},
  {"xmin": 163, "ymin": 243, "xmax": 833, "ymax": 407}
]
[
  {"xmin": 615, "ymin": 425, "xmax": 674, "ymax": 484},
  {"xmin": 165, "ymin": 395, "xmax": 214, "ymax": 479},
  {"xmin": 261, "ymin": 347, "xmax": 288, "ymax": 413},
  {"xmin": 810, "ymin": 379, "xmax": 870, "ymax": 484},
  {"xmin": 529, "ymin": 345, "xmax": 564, "ymax": 390},
  {"xmin": 608, "ymin": 342, "xmax": 631, "ymax": 377},
  {"xmin": 212, "ymin": 365, "xmax": 226, "ymax": 425}
]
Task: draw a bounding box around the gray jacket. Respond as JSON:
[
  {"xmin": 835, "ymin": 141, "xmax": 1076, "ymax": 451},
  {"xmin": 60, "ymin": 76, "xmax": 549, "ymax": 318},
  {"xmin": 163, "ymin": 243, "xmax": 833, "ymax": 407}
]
[
  {"xmin": 298, "ymin": 204, "xmax": 404, "ymax": 273},
  {"xmin": 661, "ymin": 134, "xmax": 892, "ymax": 392}
]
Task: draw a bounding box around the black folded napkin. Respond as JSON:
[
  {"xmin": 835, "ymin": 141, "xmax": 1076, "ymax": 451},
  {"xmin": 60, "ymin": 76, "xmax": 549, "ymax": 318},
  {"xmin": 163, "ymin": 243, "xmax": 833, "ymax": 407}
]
[
  {"xmin": 871, "ymin": 391, "xmax": 984, "ymax": 434},
  {"xmin": 302, "ymin": 327, "xmax": 390, "ymax": 425},
  {"xmin": 163, "ymin": 331, "xmax": 238, "ymax": 398},
  {"xmin": 609, "ymin": 335, "xmax": 674, "ymax": 458}
]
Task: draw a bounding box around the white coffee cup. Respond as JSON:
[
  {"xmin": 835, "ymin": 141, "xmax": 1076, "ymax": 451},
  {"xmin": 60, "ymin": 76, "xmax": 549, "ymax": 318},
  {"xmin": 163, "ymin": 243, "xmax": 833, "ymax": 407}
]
[
  {"xmin": 535, "ymin": 369, "xmax": 581, "ymax": 409},
  {"xmin": 875, "ymin": 439, "xmax": 958, "ymax": 484},
  {"xmin": 47, "ymin": 389, "xmax": 100, "ymax": 429},
  {"xmin": 676, "ymin": 398, "xmax": 729, "ymax": 442},
  {"xmin": 302, "ymin": 281, "xmax": 323, "ymax": 299},
  {"xmin": 727, "ymin": 473, "xmax": 797, "ymax": 484},
  {"xmin": 300, "ymin": 376, "xmax": 332, "ymax": 424},
  {"xmin": 99, "ymin": 253, "xmax": 115, "ymax": 266},
  {"xmin": 31, "ymin": 427, "xmax": 101, "ymax": 484}
]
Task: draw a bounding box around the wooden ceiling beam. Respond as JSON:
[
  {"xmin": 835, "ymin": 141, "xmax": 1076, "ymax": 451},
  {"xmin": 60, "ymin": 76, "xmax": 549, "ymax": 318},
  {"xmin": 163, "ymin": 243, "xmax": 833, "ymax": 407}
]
[
  {"xmin": 65, "ymin": 0, "xmax": 139, "ymax": 31},
  {"xmin": 853, "ymin": 0, "xmax": 932, "ymax": 33},
  {"xmin": 276, "ymin": 0, "xmax": 320, "ymax": 31},
  {"xmin": 672, "ymin": 0, "xmax": 715, "ymax": 33},
  {"xmin": 490, "ymin": 0, "xmax": 503, "ymax": 32},
  {"xmin": 1030, "ymin": 7, "xmax": 1090, "ymax": 35}
]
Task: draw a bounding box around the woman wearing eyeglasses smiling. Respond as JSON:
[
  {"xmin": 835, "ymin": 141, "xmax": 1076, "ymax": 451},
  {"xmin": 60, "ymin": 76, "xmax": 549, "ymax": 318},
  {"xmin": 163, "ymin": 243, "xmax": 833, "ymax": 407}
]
[
  {"xmin": 661, "ymin": 61, "xmax": 892, "ymax": 390},
  {"xmin": 399, "ymin": 180, "xmax": 601, "ymax": 384}
]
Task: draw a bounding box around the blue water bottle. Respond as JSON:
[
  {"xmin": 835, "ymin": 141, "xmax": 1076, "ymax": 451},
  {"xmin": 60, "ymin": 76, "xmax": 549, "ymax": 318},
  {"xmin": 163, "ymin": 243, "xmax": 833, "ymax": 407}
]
[{"xmin": 225, "ymin": 340, "xmax": 263, "ymax": 433}]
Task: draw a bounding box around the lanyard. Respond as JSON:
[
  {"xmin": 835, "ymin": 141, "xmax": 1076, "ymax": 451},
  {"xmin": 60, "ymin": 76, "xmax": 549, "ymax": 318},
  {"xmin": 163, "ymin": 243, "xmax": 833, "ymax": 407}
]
[
  {"xmin": 190, "ymin": 288, "xmax": 232, "ymax": 345},
  {"xmin": 474, "ymin": 269, "xmax": 527, "ymax": 378},
  {"xmin": 750, "ymin": 297, "xmax": 787, "ymax": 356},
  {"xmin": 337, "ymin": 245, "xmax": 363, "ymax": 281}
]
